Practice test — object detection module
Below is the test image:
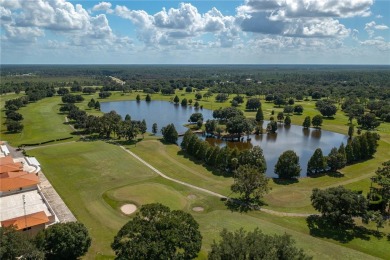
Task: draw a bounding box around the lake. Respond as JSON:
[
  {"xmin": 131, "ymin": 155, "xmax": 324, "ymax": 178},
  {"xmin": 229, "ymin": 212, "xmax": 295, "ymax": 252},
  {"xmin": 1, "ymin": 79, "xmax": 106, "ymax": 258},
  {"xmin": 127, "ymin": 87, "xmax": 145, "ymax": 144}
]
[{"xmin": 101, "ymin": 100, "xmax": 348, "ymax": 177}]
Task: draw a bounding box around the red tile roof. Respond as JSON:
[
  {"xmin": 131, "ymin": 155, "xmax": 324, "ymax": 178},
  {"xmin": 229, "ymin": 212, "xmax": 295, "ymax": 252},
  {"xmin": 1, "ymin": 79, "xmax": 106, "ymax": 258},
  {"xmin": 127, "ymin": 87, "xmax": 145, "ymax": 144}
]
[
  {"xmin": 0, "ymin": 163, "xmax": 23, "ymax": 174},
  {"xmin": 0, "ymin": 156, "xmax": 14, "ymax": 165},
  {"xmin": 0, "ymin": 172, "xmax": 39, "ymax": 192},
  {"xmin": 1, "ymin": 211, "xmax": 49, "ymax": 230}
]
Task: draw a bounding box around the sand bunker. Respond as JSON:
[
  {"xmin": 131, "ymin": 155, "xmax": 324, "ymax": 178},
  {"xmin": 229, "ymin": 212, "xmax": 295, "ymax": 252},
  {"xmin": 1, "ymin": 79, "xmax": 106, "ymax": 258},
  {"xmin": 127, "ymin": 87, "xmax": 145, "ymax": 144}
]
[
  {"xmin": 192, "ymin": 207, "xmax": 204, "ymax": 212},
  {"xmin": 120, "ymin": 204, "xmax": 137, "ymax": 215},
  {"xmin": 187, "ymin": 194, "xmax": 197, "ymax": 200}
]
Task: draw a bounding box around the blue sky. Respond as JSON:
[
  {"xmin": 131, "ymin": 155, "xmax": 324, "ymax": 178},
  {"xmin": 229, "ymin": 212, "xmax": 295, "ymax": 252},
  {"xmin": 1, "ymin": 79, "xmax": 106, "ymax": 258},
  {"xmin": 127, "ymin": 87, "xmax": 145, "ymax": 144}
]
[{"xmin": 1, "ymin": 0, "xmax": 389, "ymax": 64}]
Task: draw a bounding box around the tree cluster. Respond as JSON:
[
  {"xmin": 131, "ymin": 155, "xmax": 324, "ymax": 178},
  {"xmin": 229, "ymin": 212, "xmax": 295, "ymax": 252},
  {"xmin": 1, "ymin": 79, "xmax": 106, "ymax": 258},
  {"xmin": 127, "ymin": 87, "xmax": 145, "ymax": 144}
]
[
  {"xmin": 161, "ymin": 123, "xmax": 178, "ymax": 144},
  {"xmin": 0, "ymin": 222, "xmax": 91, "ymax": 260}
]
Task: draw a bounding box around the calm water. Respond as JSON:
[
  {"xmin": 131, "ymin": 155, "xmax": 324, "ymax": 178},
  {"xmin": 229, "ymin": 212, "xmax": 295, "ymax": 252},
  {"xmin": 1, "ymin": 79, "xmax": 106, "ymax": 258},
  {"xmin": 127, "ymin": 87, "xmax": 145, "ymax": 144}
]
[
  {"xmin": 101, "ymin": 100, "xmax": 347, "ymax": 177},
  {"xmin": 101, "ymin": 100, "xmax": 214, "ymax": 134}
]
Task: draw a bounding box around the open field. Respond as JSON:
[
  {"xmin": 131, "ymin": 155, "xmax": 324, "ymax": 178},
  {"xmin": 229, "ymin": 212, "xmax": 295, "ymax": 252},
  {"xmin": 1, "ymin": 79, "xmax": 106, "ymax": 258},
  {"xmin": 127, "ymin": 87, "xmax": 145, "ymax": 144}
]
[
  {"xmin": 2, "ymin": 89, "xmax": 390, "ymax": 259},
  {"xmin": 28, "ymin": 141, "xmax": 390, "ymax": 259}
]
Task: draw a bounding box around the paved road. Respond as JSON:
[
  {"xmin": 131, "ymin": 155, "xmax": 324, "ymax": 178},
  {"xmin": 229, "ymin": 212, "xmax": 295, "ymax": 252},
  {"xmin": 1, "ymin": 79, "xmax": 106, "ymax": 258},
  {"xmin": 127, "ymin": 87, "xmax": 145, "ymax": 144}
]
[{"xmin": 120, "ymin": 146, "xmax": 314, "ymax": 217}]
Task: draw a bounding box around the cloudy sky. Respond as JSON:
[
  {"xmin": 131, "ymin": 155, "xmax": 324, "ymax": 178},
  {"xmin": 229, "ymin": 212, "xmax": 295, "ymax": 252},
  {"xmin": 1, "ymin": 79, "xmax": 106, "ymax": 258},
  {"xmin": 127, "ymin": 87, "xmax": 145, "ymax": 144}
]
[{"xmin": 1, "ymin": 0, "xmax": 389, "ymax": 64}]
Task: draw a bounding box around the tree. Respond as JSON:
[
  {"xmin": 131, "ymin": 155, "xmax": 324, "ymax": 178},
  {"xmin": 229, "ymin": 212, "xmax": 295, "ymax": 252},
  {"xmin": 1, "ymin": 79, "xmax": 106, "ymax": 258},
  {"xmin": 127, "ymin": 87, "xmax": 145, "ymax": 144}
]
[
  {"xmin": 302, "ymin": 116, "xmax": 311, "ymax": 128},
  {"xmin": 0, "ymin": 226, "xmax": 43, "ymax": 260},
  {"xmin": 319, "ymin": 104, "xmax": 337, "ymax": 117},
  {"xmin": 274, "ymin": 150, "xmax": 301, "ymax": 179},
  {"xmin": 215, "ymin": 93, "xmax": 228, "ymax": 102},
  {"xmin": 99, "ymin": 91, "xmax": 112, "ymax": 99},
  {"xmin": 35, "ymin": 222, "xmax": 91, "ymax": 260},
  {"xmin": 57, "ymin": 87, "xmax": 69, "ymax": 95},
  {"xmin": 194, "ymin": 101, "xmax": 200, "ymax": 108},
  {"xmin": 345, "ymin": 143, "xmax": 354, "ymax": 164},
  {"xmin": 226, "ymin": 116, "xmax": 246, "ymax": 135},
  {"xmin": 311, "ymin": 186, "xmax": 368, "ymax": 227},
  {"xmin": 181, "ymin": 98, "xmax": 188, "ymax": 106},
  {"xmin": 307, "ymin": 148, "xmax": 327, "ymax": 175},
  {"xmin": 145, "ymin": 94, "xmax": 151, "ymax": 102},
  {"xmin": 173, "ymin": 95, "xmax": 180, "ymax": 104},
  {"xmin": 189, "ymin": 112, "xmax": 203, "ymax": 123},
  {"xmin": 195, "ymin": 93, "xmax": 202, "ymax": 100},
  {"xmin": 255, "ymin": 107, "xmax": 264, "ymax": 122},
  {"xmin": 161, "ymin": 123, "xmax": 178, "ymax": 144},
  {"xmin": 277, "ymin": 112, "xmax": 284, "ymax": 122},
  {"xmin": 209, "ymin": 228, "xmax": 311, "ymax": 260},
  {"xmin": 111, "ymin": 203, "xmax": 202, "ymax": 260},
  {"xmin": 327, "ymin": 147, "xmax": 347, "ymax": 172},
  {"xmin": 311, "ymin": 115, "xmax": 323, "ymax": 129},
  {"xmin": 311, "ymin": 91, "xmax": 322, "ymax": 100},
  {"xmin": 372, "ymin": 160, "xmax": 390, "ymax": 214},
  {"xmin": 6, "ymin": 111, "xmax": 23, "ymax": 121},
  {"xmin": 94, "ymin": 100, "xmax": 100, "ymax": 110},
  {"xmin": 294, "ymin": 105, "xmax": 304, "ymax": 114},
  {"xmin": 6, "ymin": 120, "xmax": 24, "ymax": 133},
  {"xmin": 152, "ymin": 123, "xmax": 158, "ymax": 135},
  {"xmin": 358, "ymin": 113, "xmax": 380, "ymax": 130},
  {"xmin": 273, "ymin": 96, "xmax": 286, "ymax": 107},
  {"xmin": 140, "ymin": 119, "xmax": 147, "ymax": 137},
  {"xmin": 231, "ymin": 165, "xmax": 269, "ymax": 203},
  {"xmin": 266, "ymin": 120, "xmax": 277, "ymax": 133},
  {"xmin": 284, "ymin": 115, "xmax": 291, "ymax": 126},
  {"xmin": 245, "ymin": 98, "xmax": 261, "ymax": 110},
  {"xmin": 283, "ymin": 105, "xmax": 294, "ymax": 115},
  {"xmin": 205, "ymin": 119, "xmax": 217, "ymax": 135},
  {"xmin": 239, "ymin": 146, "xmax": 267, "ymax": 173},
  {"xmin": 136, "ymin": 94, "xmax": 141, "ymax": 102},
  {"xmin": 87, "ymin": 98, "xmax": 95, "ymax": 109},
  {"xmin": 348, "ymin": 125, "xmax": 354, "ymax": 139}
]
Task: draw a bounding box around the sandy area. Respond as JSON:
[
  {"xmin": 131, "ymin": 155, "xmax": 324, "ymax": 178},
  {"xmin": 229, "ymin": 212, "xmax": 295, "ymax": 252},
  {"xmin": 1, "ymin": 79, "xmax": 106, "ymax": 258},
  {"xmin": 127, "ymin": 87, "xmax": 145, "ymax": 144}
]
[
  {"xmin": 120, "ymin": 204, "xmax": 137, "ymax": 215},
  {"xmin": 192, "ymin": 207, "xmax": 204, "ymax": 212},
  {"xmin": 187, "ymin": 194, "xmax": 197, "ymax": 199}
]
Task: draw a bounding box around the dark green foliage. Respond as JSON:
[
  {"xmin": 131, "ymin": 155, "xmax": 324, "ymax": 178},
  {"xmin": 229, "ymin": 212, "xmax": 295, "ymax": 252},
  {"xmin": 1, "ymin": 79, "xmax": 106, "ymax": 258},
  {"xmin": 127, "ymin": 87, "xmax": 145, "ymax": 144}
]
[
  {"xmin": 152, "ymin": 123, "xmax": 158, "ymax": 135},
  {"xmin": 6, "ymin": 111, "xmax": 23, "ymax": 121},
  {"xmin": 311, "ymin": 115, "xmax": 323, "ymax": 128},
  {"xmin": 238, "ymin": 146, "xmax": 267, "ymax": 173},
  {"xmin": 189, "ymin": 112, "xmax": 203, "ymax": 123},
  {"xmin": 195, "ymin": 93, "xmax": 202, "ymax": 100},
  {"xmin": 319, "ymin": 104, "xmax": 337, "ymax": 117},
  {"xmin": 94, "ymin": 100, "xmax": 100, "ymax": 110},
  {"xmin": 205, "ymin": 119, "xmax": 218, "ymax": 135},
  {"xmin": 173, "ymin": 95, "xmax": 180, "ymax": 104},
  {"xmin": 185, "ymin": 86, "xmax": 192, "ymax": 92},
  {"xmin": 307, "ymin": 148, "xmax": 327, "ymax": 175},
  {"xmin": 294, "ymin": 105, "xmax": 304, "ymax": 114},
  {"xmin": 226, "ymin": 116, "xmax": 247, "ymax": 134},
  {"xmin": 345, "ymin": 143, "xmax": 354, "ymax": 164},
  {"xmin": 273, "ymin": 96, "xmax": 286, "ymax": 107},
  {"xmin": 245, "ymin": 98, "xmax": 261, "ymax": 110},
  {"xmin": 274, "ymin": 150, "xmax": 301, "ymax": 179},
  {"xmin": 311, "ymin": 186, "xmax": 368, "ymax": 227},
  {"xmin": 215, "ymin": 93, "xmax": 229, "ymax": 102},
  {"xmin": 302, "ymin": 116, "xmax": 311, "ymax": 128},
  {"xmin": 140, "ymin": 119, "xmax": 147, "ymax": 136},
  {"xmin": 283, "ymin": 105, "xmax": 294, "ymax": 115},
  {"xmin": 6, "ymin": 120, "xmax": 24, "ymax": 132},
  {"xmin": 372, "ymin": 160, "xmax": 390, "ymax": 214},
  {"xmin": 57, "ymin": 87, "xmax": 69, "ymax": 95},
  {"xmin": 136, "ymin": 94, "xmax": 141, "ymax": 102},
  {"xmin": 213, "ymin": 107, "xmax": 243, "ymax": 121},
  {"xmin": 277, "ymin": 112, "xmax": 284, "ymax": 122},
  {"xmin": 266, "ymin": 120, "xmax": 278, "ymax": 133},
  {"xmin": 82, "ymin": 87, "xmax": 97, "ymax": 94},
  {"xmin": 0, "ymin": 226, "xmax": 43, "ymax": 260},
  {"xmin": 145, "ymin": 94, "xmax": 151, "ymax": 102},
  {"xmin": 87, "ymin": 98, "xmax": 95, "ymax": 109},
  {"xmin": 348, "ymin": 125, "xmax": 354, "ymax": 139},
  {"xmin": 35, "ymin": 222, "xmax": 91, "ymax": 260},
  {"xmin": 161, "ymin": 123, "xmax": 178, "ymax": 144},
  {"xmin": 231, "ymin": 165, "xmax": 269, "ymax": 202},
  {"xmin": 61, "ymin": 94, "xmax": 84, "ymax": 103},
  {"xmin": 255, "ymin": 107, "xmax": 264, "ymax": 122},
  {"xmin": 181, "ymin": 98, "xmax": 188, "ymax": 106},
  {"xmin": 327, "ymin": 147, "xmax": 347, "ymax": 172},
  {"xmin": 181, "ymin": 129, "xmax": 193, "ymax": 149},
  {"xmin": 288, "ymin": 98, "xmax": 295, "ymax": 105},
  {"xmin": 99, "ymin": 91, "xmax": 112, "ymax": 99},
  {"xmin": 284, "ymin": 115, "xmax": 291, "ymax": 126},
  {"xmin": 112, "ymin": 203, "xmax": 202, "ymax": 260},
  {"xmin": 194, "ymin": 101, "xmax": 200, "ymax": 108},
  {"xmin": 209, "ymin": 228, "xmax": 311, "ymax": 260},
  {"xmin": 311, "ymin": 91, "xmax": 322, "ymax": 100},
  {"xmin": 358, "ymin": 113, "xmax": 380, "ymax": 130}
]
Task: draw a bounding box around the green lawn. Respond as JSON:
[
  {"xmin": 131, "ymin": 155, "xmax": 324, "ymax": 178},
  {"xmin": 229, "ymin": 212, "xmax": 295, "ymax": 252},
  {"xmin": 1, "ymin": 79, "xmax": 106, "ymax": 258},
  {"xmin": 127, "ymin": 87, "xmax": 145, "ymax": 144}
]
[{"xmin": 1, "ymin": 96, "xmax": 75, "ymax": 146}]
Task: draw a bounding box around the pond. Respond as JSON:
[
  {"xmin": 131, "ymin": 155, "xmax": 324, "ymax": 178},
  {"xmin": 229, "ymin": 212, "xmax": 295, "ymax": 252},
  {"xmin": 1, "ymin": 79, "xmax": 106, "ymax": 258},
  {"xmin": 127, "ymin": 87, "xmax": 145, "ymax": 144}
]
[{"xmin": 101, "ymin": 100, "xmax": 348, "ymax": 177}]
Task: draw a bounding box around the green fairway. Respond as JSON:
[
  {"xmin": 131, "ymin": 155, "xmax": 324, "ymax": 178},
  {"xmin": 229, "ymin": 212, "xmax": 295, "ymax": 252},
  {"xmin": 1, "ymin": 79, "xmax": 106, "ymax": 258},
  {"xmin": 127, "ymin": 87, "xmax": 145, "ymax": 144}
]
[{"xmin": 1, "ymin": 96, "xmax": 75, "ymax": 146}]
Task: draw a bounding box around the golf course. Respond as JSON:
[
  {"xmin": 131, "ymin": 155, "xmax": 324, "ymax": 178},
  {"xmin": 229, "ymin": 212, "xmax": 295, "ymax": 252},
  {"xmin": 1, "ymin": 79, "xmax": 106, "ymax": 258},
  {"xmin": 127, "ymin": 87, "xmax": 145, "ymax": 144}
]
[{"xmin": 2, "ymin": 88, "xmax": 390, "ymax": 259}]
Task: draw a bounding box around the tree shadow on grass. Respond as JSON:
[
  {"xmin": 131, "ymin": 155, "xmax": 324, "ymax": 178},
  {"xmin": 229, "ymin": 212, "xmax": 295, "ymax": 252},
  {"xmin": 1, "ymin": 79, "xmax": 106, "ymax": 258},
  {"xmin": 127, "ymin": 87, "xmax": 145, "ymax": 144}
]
[
  {"xmin": 225, "ymin": 198, "xmax": 267, "ymax": 213},
  {"xmin": 326, "ymin": 171, "xmax": 344, "ymax": 178},
  {"xmin": 272, "ymin": 178, "xmax": 299, "ymax": 185},
  {"xmin": 306, "ymin": 215, "xmax": 383, "ymax": 243}
]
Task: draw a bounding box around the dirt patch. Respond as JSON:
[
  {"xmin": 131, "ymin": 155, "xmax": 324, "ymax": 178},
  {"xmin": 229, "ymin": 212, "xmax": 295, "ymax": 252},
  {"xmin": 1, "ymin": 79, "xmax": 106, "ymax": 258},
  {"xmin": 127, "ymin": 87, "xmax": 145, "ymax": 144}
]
[
  {"xmin": 120, "ymin": 204, "xmax": 137, "ymax": 215},
  {"xmin": 192, "ymin": 207, "xmax": 204, "ymax": 212},
  {"xmin": 187, "ymin": 194, "xmax": 197, "ymax": 200}
]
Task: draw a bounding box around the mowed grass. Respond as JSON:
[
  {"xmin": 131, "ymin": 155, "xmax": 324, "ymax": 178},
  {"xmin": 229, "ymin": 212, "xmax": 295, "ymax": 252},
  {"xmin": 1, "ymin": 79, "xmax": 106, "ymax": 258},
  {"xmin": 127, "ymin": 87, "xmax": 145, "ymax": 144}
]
[
  {"xmin": 1, "ymin": 96, "xmax": 74, "ymax": 146},
  {"xmin": 29, "ymin": 141, "xmax": 389, "ymax": 259}
]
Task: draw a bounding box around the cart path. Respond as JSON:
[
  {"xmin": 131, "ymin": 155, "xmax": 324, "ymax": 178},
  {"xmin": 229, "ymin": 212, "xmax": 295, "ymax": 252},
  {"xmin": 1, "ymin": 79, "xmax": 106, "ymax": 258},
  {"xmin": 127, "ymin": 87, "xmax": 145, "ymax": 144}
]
[{"xmin": 120, "ymin": 146, "xmax": 314, "ymax": 217}]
